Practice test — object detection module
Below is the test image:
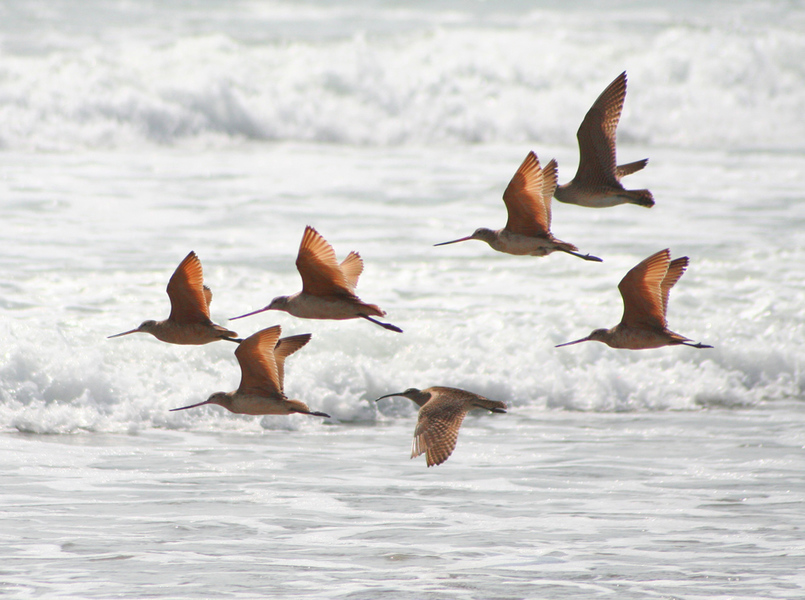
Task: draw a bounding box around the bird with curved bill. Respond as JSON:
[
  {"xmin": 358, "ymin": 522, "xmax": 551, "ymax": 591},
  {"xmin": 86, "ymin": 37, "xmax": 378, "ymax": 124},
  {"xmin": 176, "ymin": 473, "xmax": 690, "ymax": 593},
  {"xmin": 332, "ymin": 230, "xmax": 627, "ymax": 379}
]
[{"xmin": 376, "ymin": 386, "xmax": 506, "ymax": 467}]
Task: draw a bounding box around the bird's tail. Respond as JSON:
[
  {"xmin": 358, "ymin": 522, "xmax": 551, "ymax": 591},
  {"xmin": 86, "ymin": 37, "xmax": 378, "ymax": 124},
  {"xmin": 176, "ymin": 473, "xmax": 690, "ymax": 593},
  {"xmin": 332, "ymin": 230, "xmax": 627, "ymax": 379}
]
[
  {"xmin": 616, "ymin": 158, "xmax": 649, "ymax": 178},
  {"xmin": 358, "ymin": 301, "xmax": 385, "ymax": 318},
  {"xmin": 214, "ymin": 324, "xmax": 240, "ymax": 340},
  {"xmin": 471, "ymin": 398, "xmax": 507, "ymax": 413},
  {"xmin": 624, "ymin": 188, "xmax": 655, "ymax": 208},
  {"xmin": 288, "ymin": 399, "xmax": 331, "ymax": 418}
]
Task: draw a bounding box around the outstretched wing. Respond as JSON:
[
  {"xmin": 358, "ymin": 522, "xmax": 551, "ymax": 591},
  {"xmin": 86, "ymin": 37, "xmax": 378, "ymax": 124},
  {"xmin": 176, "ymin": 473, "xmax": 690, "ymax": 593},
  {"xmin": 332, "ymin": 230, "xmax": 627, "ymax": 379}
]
[
  {"xmin": 502, "ymin": 151, "xmax": 551, "ymax": 237},
  {"xmin": 296, "ymin": 226, "xmax": 354, "ymax": 297},
  {"xmin": 618, "ymin": 249, "xmax": 672, "ymax": 329},
  {"xmin": 412, "ymin": 396, "xmax": 468, "ymax": 467},
  {"xmin": 167, "ymin": 251, "xmax": 211, "ymax": 324},
  {"xmin": 574, "ymin": 71, "xmax": 627, "ymax": 186},
  {"xmin": 660, "ymin": 257, "xmax": 689, "ymax": 322},
  {"xmin": 235, "ymin": 326, "xmax": 282, "ymax": 396},
  {"xmin": 339, "ymin": 251, "xmax": 363, "ymax": 293},
  {"xmin": 273, "ymin": 333, "xmax": 312, "ymax": 391}
]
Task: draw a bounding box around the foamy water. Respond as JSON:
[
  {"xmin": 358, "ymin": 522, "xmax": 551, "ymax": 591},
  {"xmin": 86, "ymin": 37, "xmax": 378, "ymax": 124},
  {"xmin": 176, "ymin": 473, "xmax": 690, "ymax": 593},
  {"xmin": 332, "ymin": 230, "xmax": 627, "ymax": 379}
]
[{"xmin": 2, "ymin": 1, "xmax": 805, "ymax": 598}]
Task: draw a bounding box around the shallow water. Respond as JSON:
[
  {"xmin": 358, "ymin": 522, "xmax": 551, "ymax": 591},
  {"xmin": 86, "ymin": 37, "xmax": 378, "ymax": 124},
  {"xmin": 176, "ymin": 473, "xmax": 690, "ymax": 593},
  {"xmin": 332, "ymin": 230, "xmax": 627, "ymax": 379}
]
[
  {"xmin": 3, "ymin": 406, "xmax": 805, "ymax": 599},
  {"xmin": 2, "ymin": 1, "xmax": 805, "ymax": 598}
]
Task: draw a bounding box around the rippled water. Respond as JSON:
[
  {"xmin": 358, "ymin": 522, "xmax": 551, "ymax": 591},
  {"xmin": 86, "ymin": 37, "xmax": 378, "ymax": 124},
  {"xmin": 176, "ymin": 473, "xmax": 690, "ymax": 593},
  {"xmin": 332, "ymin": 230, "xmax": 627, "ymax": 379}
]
[{"xmin": 2, "ymin": 1, "xmax": 805, "ymax": 598}]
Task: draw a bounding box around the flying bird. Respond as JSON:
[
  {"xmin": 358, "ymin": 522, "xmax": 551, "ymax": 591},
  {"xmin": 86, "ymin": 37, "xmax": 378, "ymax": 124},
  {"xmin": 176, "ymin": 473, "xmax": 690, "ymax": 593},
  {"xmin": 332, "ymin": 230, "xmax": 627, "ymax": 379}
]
[
  {"xmin": 435, "ymin": 151, "xmax": 601, "ymax": 261},
  {"xmin": 554, "ymin": 71, "xmax": 654, "ymax": 208},
  {"xmin": 556, "ymin": 249, "xmax": 712, "ymax": 350},
  {"xmin": 108, "ymin": 251, "xmax": 240, "ymax": 345},
  {"xmin": 231, "ymin": 226, "xmax": 402, "ymax": 332},
  {"xmin": 171, "ymin": 325, "xmax": 330, "ymax": 417},
  {"xmin": 376, "ymin": 386, "xmax": 506, "ymax": 467}
]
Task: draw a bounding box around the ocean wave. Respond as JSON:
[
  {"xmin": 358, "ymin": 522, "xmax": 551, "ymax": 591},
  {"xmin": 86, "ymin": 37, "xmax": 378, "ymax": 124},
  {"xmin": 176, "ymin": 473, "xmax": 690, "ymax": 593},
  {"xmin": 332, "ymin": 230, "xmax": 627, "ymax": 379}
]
[
  {"xmin": 0, "ymin": 5, "xmax": 802, "ymax": 151},
  {"xmin": 0, "ymin": 311, "xmax": 799, "ymax": 435}
]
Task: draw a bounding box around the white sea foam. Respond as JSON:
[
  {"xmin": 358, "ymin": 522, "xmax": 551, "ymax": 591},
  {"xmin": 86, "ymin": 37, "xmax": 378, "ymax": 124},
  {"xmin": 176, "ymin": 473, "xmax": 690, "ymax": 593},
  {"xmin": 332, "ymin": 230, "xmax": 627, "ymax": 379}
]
[
  {"xmin": 0, "ymin": 1, "xmax": 803, "ymax": 151},
  {"xmin": 1, "ymin": 142, "xmax": 803, "ymax": 434},
  {"xmin": 3, "ymin": 4, "xmax": 805, "ymax": 599}
]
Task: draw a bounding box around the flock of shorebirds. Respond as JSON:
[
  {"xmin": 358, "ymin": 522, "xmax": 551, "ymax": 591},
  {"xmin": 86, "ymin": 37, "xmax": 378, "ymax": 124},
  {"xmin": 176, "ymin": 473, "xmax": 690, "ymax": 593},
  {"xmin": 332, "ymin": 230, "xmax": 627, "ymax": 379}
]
[{"xmin": 109, "ymin": 71, "xmax": 712, "ymax": 467}]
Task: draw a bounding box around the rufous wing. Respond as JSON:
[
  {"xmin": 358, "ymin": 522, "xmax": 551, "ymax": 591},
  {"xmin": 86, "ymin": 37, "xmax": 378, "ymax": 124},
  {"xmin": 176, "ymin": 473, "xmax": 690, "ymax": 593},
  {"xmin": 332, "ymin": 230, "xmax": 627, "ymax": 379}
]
[
  {"xmin": 235, "ymin": 326, "xmax": 283, "ymax": 396},
  {"xmin": 502, "ymin": 151, "xmax": 551, "ymax": 237},
  {"xmin": 167, "ymin": 251, "xmax": 211, "ymax": 324},
  {"xmin": 618, "ymin": 249, "xmax": 672, "ymax": 329},
  {"xmin": 296, "ymin": 226, "xmax": 355, "ymax": 297},
  {"xmin": 273, "ymin": 333, "xmax": 312, "ymax": 391}
]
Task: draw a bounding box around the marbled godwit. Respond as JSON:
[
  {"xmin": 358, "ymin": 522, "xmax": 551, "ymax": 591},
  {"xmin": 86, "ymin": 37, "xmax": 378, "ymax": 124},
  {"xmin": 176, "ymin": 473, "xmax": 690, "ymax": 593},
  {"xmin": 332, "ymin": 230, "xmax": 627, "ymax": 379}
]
[
  {"xmin": 170, "ymin": 325, "xmax": 330, "ymax": 417},
  {"xmin": 434, "ymin": 151, "xmax": 602, "ymax": 262},
  {"xmin": 376, "ymin": 386, "xmax": 506, "ymax": 467},
  {"xmin": 108, "ymin": 251, "xmax": 240, "ymax": 345},
  {"xmin": 556, "ymin": 249, "xmax": 712, "ymax": 350},
  {"xmin": 554, "ymin": 71, "xmax": 654, "ymax": 208},
  {"xmin": 231, "ymin": 226, "xmax": 402, "ymax": 332}
]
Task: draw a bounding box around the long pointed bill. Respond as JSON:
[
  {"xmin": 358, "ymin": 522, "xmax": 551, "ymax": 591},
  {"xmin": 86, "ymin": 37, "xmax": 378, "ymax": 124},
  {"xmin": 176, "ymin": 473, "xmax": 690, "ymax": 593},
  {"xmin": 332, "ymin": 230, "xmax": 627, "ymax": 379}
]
[
  {"xmin": 434, "ymin": 236, "xmax": 473, "ymax": 246},
  {"xmin": 169, "ymin": 399, "xmax": 214, "ymax": 412},
  {"xmin": 375, "ymin": 392, "xmax": 405, "ymax": 402},
  {"xmin": 107, "ymin": 329, "xmax": 139, "ymax": 339},
  {"xmin": 229, "ymin": 306, "xmax": 270, "ymax": 321},
  {"xmin": 555, "ymin": 337, "xmax": 591, "ymax": 348}
]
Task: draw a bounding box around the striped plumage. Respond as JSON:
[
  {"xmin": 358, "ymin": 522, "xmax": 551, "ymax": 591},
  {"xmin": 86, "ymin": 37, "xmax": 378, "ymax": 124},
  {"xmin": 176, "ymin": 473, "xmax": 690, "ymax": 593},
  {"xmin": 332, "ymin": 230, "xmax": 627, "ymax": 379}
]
[{"xmin": 376, "ymin": 386, "xmax": 506, "ymax": 467}]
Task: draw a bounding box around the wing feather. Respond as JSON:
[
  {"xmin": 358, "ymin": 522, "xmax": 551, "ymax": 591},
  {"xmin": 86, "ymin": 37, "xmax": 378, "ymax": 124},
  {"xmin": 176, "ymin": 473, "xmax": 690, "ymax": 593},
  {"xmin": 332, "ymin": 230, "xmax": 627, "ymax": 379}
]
[
  {"xmin": 235, "ymin": 326, "xmax": 283, "ymax": 396},
  {"xmin": 573, "ymin": 72, "xmax": 627, "ymax": 186},
  {"xmin": 660, "ymin": 257, "xmax": 689, "ymax": 322},
  {"xmin": 296, "ymin": 226, "xmax": 354, "ymax": 297},
  {"xmin": 167, "ymin": 252, "xmax": 211, "ymax": 324},
  {"xmin": 619, "ymin": 249, "xmax": 671, "ymax": 329},
  {"xmin": 273, "ymin": 333, "xmax": 312, "ymax": 391},
  {"xmin": 411, "ymin": 396, "xmax": 468, "ymax": 467},
  {"xmin": 502, "ymin": 151, "xmax": 551, "ymax": 237},
  {"xmin": 339, "ymin": 251, "xmax": 364, "ymax": 292}
]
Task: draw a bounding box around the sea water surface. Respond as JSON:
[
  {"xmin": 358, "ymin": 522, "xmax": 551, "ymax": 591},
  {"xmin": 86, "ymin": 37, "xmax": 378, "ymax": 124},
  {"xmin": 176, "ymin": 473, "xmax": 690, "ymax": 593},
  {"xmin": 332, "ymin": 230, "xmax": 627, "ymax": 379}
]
[{"xmin": 1, "ymin": 1, "xmax": 805, "ymax": 598}]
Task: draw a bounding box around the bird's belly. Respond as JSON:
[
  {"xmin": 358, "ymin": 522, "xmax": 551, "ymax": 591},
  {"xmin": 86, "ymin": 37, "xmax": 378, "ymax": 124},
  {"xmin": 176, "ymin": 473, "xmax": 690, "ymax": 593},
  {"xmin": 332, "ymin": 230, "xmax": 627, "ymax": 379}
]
[
  {"xmin": 493, "ymin": 232, "xmax": 554, "ymax": 256},
  {"xmin": 152, "ymin": 322, "xmax": 231, "ymax": 345},
  {"xmin": 555, "ymin": 183, "xmax": 628, "ymax": 208},
  {"xmin": 230, "ymin": 394, "xmax": 292, "ymax": 416},
  {"xmin": 288, "ymin": 296, "xmax": 367, "ymax": 320},
  {"xmin": 609, "ymin": 327, "xmax": 675, "ymax": 349}
]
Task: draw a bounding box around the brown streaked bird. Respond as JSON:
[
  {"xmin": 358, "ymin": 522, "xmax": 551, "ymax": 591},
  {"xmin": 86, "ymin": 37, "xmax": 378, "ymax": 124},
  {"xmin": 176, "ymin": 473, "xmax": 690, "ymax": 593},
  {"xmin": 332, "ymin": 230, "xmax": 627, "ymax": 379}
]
[
  {"xmin": 171, "ymin": 325, "xmax": 330, "ymax": 417},
  {"xmin": 376, "ymin": 386, "xmax": 507, "ymax": 467},
  {"xmin": 554, "ymin": 71, "xmax": 654, "ymax": 208},
  {"xmin": 108, "ymin": 251, "xmax": 240, "ymax": 345},
  {"xmin": 435, "ymin": 151, "xmax": 602, "ymax": 262},
  {"xmin": 231, "ymin": 225, "xmax": 402, "ymax": 332},
  {"xmin": 556, "ymin": 249, "xmax": 712, "ymax": 350}
]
